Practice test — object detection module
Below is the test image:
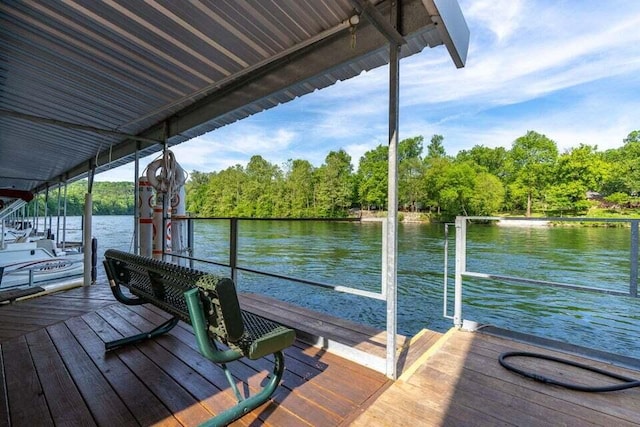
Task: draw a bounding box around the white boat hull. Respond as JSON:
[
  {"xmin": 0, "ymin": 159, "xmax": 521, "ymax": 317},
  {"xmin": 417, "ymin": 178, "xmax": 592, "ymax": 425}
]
[{"xmin": 0, "ymin": 241, "xmax": 83, "ymax": 288}]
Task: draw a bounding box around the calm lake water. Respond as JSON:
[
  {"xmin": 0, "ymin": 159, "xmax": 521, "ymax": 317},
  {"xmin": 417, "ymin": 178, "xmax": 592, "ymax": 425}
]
[{"xmin": 54, "ymin": 215, "xmax": 640, "ymax": 359}]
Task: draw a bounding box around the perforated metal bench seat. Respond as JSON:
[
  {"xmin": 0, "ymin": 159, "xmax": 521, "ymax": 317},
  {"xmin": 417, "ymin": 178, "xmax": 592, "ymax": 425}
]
[{"xmin": 103, "ymin": 249, "xmax": 295, "ymax": 426}]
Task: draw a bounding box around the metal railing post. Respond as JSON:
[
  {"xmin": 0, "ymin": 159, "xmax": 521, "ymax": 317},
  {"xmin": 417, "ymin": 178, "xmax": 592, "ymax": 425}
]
[
  {"xmin": 230, "ymin": 218, "xmax": 238, "ymax": 283},
  {"xmin": 381, "ymin": 220, "xmax": 387, "ymax": 295},
  {"xmin": 454, "ymin": 217, "xmax": 466, "ymax": 328},
  {"xmin": 443, "ymin": 223, "xmax": 450, "ymax": 318},
  {"xmin": 631, "ymin": 220, "xmax": 639, "ymax": 298},
  {"xmin": 188, "ymin": 217, "xmax": 194, "ymax": 269}
]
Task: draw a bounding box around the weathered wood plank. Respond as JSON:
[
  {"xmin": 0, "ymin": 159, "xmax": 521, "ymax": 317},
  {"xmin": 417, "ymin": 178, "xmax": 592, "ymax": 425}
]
[
  {"xmin": 113, "ymin": 304, "xmax": 329, "ymax": 426},
  {"xmin": 46, "ymin": 322, "xmax": 139, "ymax": 426},
  {"xmin": 83, "ymin": 309, "xmax": 214, "ymax": 426},
  {"xmin": 127, "ymin": 303, "xmax": 387, "ymax": 425},
  {"xmin": 421, "ymin": 354, "xmax": 633, "ymax": 427},
  {"xmin": 64, "ymin": 315, "xmax": 182, "ymax": 427},
  {"xmin": 102, "ymin": 305, "xmax": 253, "ymax": 424},
  {"xmin": 415, "ymin": 331, "xmax": 640, "ymax": 425},
  {"xmin": 2, "ymin": 336, "xmax": 52, "ymax": 426},
  {"xmin": 0, "ymin": 346, "xmax": 10, "ymax": 426},
  {"xmin": 25, "ymin": 328, "xmax": 96, "ymax": 426},
  {"xmin": 437, "ymin": 332, "xmax": 640, "ymax": 420}
]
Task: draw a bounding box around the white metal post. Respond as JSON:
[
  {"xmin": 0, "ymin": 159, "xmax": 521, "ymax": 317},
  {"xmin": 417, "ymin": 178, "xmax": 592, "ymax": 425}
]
[
  {"xmin": 631, "ymin": 220, "xmax": 638, "ymax": 298},
  {"xmin": 454, "ymin": 216, "xmax": 466, "ymax": 327},
  {"xmin": 62, "ymin": 181, "xmax": 68, "ymax": 250},
  {"xmin": 385, "ymin": 1, "xmax": 400, "ymax": 380},
  {"xmin": 56, "ymin": 183, "xmax": 62, "ymax": 245},
  {"xmin": 83, "ymin": 193, "xmax": 92, "ymax": 286},
  {"xmin": 381, "ymin": 220, "xmax": 387, "ymax": 295},
  {"xmin": 134, "ymin": 144, "xmax": 140, "ymax": 255}
]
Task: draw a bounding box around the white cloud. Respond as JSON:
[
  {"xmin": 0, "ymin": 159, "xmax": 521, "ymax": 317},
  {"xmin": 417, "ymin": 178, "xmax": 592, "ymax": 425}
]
[{"xmin": 465, "ymin": 0, "xmax": 523, "ymax": 43}]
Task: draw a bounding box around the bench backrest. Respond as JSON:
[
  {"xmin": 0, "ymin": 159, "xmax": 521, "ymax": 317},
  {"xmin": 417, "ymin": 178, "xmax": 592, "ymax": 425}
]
[{"xmin": 104, "ymin": 249, "xmax": 245, "ymax": 342}]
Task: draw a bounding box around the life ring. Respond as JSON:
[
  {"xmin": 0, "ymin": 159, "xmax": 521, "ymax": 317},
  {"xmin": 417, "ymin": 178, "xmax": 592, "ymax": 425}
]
[
  {"xmin": 145, "ymin": 151, "xmax": 187, "ymax": 194},
  {"xmin": 146, "ymin": 158, "xmax": 169, "ymax": 193}
]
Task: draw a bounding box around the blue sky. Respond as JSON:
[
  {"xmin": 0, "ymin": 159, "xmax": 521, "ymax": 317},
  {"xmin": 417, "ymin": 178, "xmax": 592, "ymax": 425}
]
[{"xmin": 98, "ymin": 0, "xmax": 640, "ymax": 181}]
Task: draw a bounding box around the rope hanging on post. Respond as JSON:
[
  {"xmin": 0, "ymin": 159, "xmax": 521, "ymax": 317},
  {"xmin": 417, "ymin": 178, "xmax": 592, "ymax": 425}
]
[{"xmin": 144, "ymin": 150, "xmax": 187, "ymax": 195}]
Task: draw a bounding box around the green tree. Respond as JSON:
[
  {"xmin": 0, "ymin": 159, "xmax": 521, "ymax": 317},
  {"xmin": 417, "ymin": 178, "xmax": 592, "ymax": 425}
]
[
  {"xmin": 507, "ymin": 131, "xmax": 558, "ymax": 216},
  {"xmin": 469, "ymin": 172, "xmax": 505, "ymax": 215},
  {"xmin": 456, "ymin": 145, "xmax": 508, "ymax": 179},
  {"xmin": 316, "ymin": 150, "xmax": 354, "ymax": 216},
  {"xmin": 398, "ymin": 137, "xmax": 424, "ymax": 211},
  {"xmin": 284, "ymin": 159, "xmax": 316, "ymax": 217},
  {"xmin": 421, "ymin": 156, "xmax": 451, "ymax": 215},
  {"xmin": 549, "ymin": 144, "xmax": 607, "ymax": 214},
  {"xmin": 436, "ymin": 161, "xmax": 477, "ymax": 217},
  {"xmin": 242, "ymin": 155, "xmax": 282, "ymax": 217},
  {"xmin": 203, "ymin": 165, "xmax": 246, "ymax": 216},
  {"xmin": 185, "ymin": 170, "xmax": 212, "ymax": 215},
  {"xmin": 357, "ymin": 145, "xmax": 388, "ymax": 210},
  {"xmin": 426, "ymin": 134, "xmax": 446, "ymax": 159}
]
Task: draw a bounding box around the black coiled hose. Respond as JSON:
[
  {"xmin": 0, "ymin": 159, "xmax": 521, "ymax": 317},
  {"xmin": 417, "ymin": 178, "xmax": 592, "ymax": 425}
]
[{"xmin": 499, "ymin": 351, "xmax": 640, "ymax": 392}]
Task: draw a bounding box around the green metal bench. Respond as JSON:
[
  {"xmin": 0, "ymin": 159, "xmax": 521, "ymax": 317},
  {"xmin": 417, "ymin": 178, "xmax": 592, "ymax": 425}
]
[{"xmin": 103, "ymin": 249, "xmax": 296, "ymax": 427}]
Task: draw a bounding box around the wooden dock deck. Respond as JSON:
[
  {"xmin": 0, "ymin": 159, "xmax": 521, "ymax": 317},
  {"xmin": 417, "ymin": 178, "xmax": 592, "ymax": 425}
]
[
  {"xmin": 0, "ymin": 283, "xmax": 390, "ymax": 426},
  {"xmin": 2, "ymin": 283, "xmax": 640, "ymax": 426},
  {"xmin": 351, "ymin": 329, "xmax": 640, "ymax": 426}
]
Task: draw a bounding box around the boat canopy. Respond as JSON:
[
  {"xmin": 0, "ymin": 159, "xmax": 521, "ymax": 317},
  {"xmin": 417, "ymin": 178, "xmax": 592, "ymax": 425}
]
[{"xmin": 0, "ymin": 0, "xmax": 468, "ymax": 194}]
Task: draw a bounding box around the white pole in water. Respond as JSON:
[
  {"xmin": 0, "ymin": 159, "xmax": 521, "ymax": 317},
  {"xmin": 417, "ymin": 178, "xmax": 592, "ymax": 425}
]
[
  {"xmin": 83, "ymin": 192, "xmax": 92, "ymax": 286},
  {"xmin": 83, "ymin": 165, "xmax": 94, "ymax": 286},
  {"xmin": 385, "ymin": 2, "xmax": 400, "ymax": 380}
]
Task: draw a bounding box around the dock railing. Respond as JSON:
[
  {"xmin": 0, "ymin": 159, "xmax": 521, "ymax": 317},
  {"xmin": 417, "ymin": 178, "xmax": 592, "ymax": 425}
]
[
  {"xmin": 159, "ymin": 216, "xmax": 394, "ymax": 374},
  {"xmin": 169, "ymin": 217, "xmax": 386, "ymax": 301},
  {"xmin": 444, "ymin": 216, "xmax": 640, "ymax": 329}
]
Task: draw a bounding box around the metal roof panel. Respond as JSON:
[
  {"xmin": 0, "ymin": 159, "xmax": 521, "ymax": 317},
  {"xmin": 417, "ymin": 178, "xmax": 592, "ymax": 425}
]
[{"xmin": 0, "ymin": 0, "xmax": 468, "ymax": 196}]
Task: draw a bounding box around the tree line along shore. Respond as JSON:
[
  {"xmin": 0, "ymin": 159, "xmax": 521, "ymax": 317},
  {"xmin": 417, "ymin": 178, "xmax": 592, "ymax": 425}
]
[{"xmin": 27, "ymin": 130, "xmax": 640, "ymax": 221}]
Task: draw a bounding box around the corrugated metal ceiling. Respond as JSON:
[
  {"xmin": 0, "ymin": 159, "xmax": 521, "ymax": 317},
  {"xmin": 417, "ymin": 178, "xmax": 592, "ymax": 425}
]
[{"xmin": 0, "ymin": 0, "xmax": 467, "ymax": 197}]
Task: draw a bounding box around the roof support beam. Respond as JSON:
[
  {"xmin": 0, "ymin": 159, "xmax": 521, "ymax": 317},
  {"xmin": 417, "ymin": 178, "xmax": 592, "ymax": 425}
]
[
  {"xmin": 0, "ymin": 109, "xmax": 163, "ymax": 145},
  {"xmin": 350, "ymin": 0, "xmax": 406, "ymax": 45}
]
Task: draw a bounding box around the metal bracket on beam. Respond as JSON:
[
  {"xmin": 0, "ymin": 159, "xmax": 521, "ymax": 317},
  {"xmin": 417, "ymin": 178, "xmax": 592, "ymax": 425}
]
[{"xmin": 349, "ymin": 0, "xmax": 406, "ymax": 45}]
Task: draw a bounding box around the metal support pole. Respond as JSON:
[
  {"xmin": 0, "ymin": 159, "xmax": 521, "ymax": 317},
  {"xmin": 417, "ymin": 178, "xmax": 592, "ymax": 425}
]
[
  {"xmin": 381, "ymin": 220, "xmax": 387, "ymax": 295},
  {"xmin": 44, "ymin": 186, "xmax": 49, "ymax": 237},
  {"xmin": 454, "ymin": 217, "xmax": 467, "ymax": 327},
  {"xmin": 443, "ymin": 224, "xmax": 450, "ymax": 318},
  {"xmin": 83, "ymin": 163, "xmax": 95, "ymax": 286},
  {"xmin": 631, "ymin": 220, "xmax": 639, "ymax": 298},
  {"xmin": 230, "ymin": 218, "xmax": 238, "ymax": 283},
  {"xmin": 62, "ymin": 181, "xmax": 68, "ymax": 250},
  {"xmin": 188, "ymin": 217, "xmax": 194, "ymax": 269},
  {"xmin": 385, "ymin": 0, "xmax": 400, "ymax": 380},
  {"xmin": 134, "ymin": 143, "xmax": 140, "ymax": 255},
  {"xmin": 83, "ymin": 192, "xmax": 92, "ymax": 286},
  {"xmin": 162, "ymin": 193, "xmax": 168, "ymax": 261},
  {"xmin": 56, "ymin": 182, "xmax": 62, "ymax": 245},
  {"xmin": 33, "ymin": 193, "xmax": 38, "ymax": 234}
]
